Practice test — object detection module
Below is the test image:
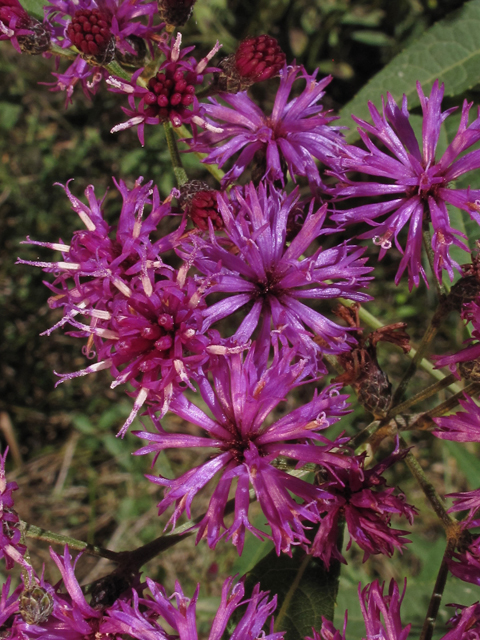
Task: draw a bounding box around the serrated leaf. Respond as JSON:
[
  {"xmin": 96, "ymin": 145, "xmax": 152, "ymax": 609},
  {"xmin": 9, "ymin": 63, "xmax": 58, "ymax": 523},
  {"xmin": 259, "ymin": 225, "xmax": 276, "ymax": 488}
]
[
  {"xmin": 19, "ymin": 0, "xmax": 44, "ymax": 20},
  {"xmin": 339, "ymin": 0, "xmax": 480, "ymax": 142},
  {"xmin": 243, "ymin": 534, "xmax": 343, "ymax": 640}
]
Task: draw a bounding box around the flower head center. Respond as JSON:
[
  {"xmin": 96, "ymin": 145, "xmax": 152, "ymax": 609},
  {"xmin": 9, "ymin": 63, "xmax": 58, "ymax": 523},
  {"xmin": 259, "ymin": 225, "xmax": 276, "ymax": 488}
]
[
  {"xmin": 144, "ymin": 69, "xmax": 196, "ymax": 121},
  {"xmin": 67, "ymin": 9, "xmax": 112, "ymax": 59}
]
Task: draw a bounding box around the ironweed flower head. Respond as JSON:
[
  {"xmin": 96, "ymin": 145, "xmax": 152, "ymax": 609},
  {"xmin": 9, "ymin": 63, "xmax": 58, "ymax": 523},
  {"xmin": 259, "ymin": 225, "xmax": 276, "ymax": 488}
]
[
  {"xmin": 44, "ymin": 0, "xmax": 161, "ymax": 103},
  {"xmin": 0, "ymin": 448, "xmax": 30, "ymax": 574},
  {"xmin": 332, "ymin": 81, "xmax": 480, "ymax": 289},
  {"xmin": 135, "ymin": 346, "xmax": 351, "ymax": 555},
  {"xmin": 312, "ymin": 447, "xmax": 417, "ymax": 567},
  {"xmin": 3, "ymin": 548, "xmax": 284, "ymax": 640},
  {"xmin": 192, "ymin": 65, "xmax": 345, "ymax": 188},
  {"xmin": 104, "ymin": 576, "xmax": 284, "ymax": 640},
  {"xmin": 213, "ymin": 35, "xmax": 286, "ymax": 93},
  {"xmin": 0, "ymin": 0, "xmax": 50, "ymax": 54},
  {"xmin": 108, "ymin": 33, "xmax": 221, "ymax": 145},
  {"xmin": 47, "ymin": 0, "xmax": 161, "ymax": 60},
  {"xmin": 17, "ymin": 177, "xmax": 208, "ymax": 435},
  {"xmin": 179, "ymin": 180, "xmax": 223, "ymax": 231},
  {"xmin": 182, "ymin": 182, "xmax": 372, "ymax": 368},
  {"xmin": 309, "ymin": 579, "xmax": 411, "ymax": 640}
]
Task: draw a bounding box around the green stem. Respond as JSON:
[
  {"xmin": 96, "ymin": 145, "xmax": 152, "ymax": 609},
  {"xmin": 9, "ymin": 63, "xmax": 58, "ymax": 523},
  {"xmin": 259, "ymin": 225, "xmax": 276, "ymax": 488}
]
[
  {"xmin": 23, "ymin": 522, "xmax": 119, "ymax": 561},
  {"xmin": 399, "ymin": 436, "xmax": 455, "ymax": 529},
  {"xmin": 387, "ymin": 373, "xmax": 457, "ymax": 419},
  {"xmin": 163, "ymin": 121, "xmax": 188, "ymax": 187},
  {"xmin": 174, "ymin": 124, "xmax": 225, "ymax": 183}
]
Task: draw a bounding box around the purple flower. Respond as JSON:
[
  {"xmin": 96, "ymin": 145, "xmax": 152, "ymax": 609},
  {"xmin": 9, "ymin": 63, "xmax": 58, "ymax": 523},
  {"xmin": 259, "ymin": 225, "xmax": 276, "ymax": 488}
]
[
  {"xmin": 182, "ymin": 182, "xmax": 372, "ymax": 368},
  {"xmin": 44, "ymin": 56, "xmax": 105, "ymax": 107},
  {"xmin": 192, "ymin": 64, "xmax": 345, "ymax": 188},
  {"xmin": 108, "ymin": 33, "xmax": 221, "ymax": 145},
  {"xmin": 0, "ymin": 578, "xmax": 21, "ymax": 628},
  {"xmin": 311, "ymin": 447, "xmax": 417, "ymax": 567},
  {"xmin": 448, "ymin": 535, "xmax": 480, "ymax": 586},
  {"xmin": 103, "ymin": 577, "xmax": 284, "ymax": 640},
  {"xmin": 309, "ymin": 580, "xmax": 411, "ymax": 640},
  {"xmin": 434, "ymin": 300, "xmax": 480, "ymax": 376},
  {"xmin": 18, "ymin": 178, "xmax": 209, "ymax": 435},
  {"xmin": 134, "ymin": 346, "xmax": 351, "ymax": 555},
  {"xmin": 441, "ymin": 603, "xmax": 480, "ymax": 640},
  {"xmin": 332, "ymin": 81, "xmax": 480, "ymax": 288},
  {"xmin": 44, "ymin": 0, "xmax": 162, "ymax": 103},
  {"xmin": 0, "ymin": 0, "xmax": 50, "ymax": 54},
  {"xmin": 0, "ymin": 448, "xmax": 30, "ymax": 573},
  {"xmin": 432, "ymin": 393, "xmax": 480, "ymax": 442}
]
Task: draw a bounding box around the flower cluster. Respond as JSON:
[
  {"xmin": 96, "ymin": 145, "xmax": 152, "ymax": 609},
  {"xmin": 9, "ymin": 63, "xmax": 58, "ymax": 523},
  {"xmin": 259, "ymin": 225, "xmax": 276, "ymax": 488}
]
[
  {"xmin": 10, "ymin": 0, "xmax": 480, "ymax": 634},
  {"xmin": 108, "ymin": 33, "xmax": 222, "ymax": 144},
  {"xmin": 0, "ymin": 544, "xmax": 283, "ymax": 640},
  {"xmin": 192, "ymin": 65, "xmax": 345, "ymax": 188},
  {"xmin": 135, "ymin": 346, "xmax": 351, "ymax": 555},
  {"xmin": 312, "ymin": 447, "xmax": 417, "ymax": 567}
]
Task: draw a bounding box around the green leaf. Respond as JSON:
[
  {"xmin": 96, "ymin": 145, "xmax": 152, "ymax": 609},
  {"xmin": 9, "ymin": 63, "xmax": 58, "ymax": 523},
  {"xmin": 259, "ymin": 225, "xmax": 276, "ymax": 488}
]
[
  {"xmin": 19, "ymin": 0, "xmax": 44, "ymax": 20},
  {"xmin": 339, "ymin": 0, "xmax": 480, "ymax": 142},
  {"xmin": 243, "ymin": 531, "xmax": 343, "ymax": 640}
]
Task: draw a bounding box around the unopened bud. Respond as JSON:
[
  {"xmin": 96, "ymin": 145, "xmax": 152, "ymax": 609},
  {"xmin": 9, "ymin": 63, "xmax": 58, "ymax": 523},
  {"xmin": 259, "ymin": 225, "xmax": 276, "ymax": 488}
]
[
  {"xmin": 179, "ymin": 180, "xmax": 223, "ymax": 231},
  {"xmin": 213, "ymin": 35, "xmax": 285, "ymax": 94},
  {"xmin": 66, "ymin": 8, "xmax": 115, "ymax": 64}
]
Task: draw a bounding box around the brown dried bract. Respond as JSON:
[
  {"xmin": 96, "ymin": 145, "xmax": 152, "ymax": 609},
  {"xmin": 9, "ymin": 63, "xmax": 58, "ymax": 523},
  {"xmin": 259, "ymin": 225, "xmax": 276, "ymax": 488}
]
[{"xmin": 331, "ymin": 303, "xmax": 411, "ymax": 417}]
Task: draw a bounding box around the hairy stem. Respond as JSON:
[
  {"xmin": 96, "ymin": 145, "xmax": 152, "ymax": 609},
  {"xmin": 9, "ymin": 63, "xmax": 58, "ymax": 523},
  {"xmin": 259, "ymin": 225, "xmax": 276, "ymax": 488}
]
[
  {"xmin": 174, "ymin": 124, "xmax": 225, "ymax": 183},
  {"xmin": 163, "ymin": 121, "xmax": 188, "ymax": 187},
  {"xmin": 387, "ymin": 373, "xmax": 457, "ymax": 419},
  {"xmin": 399, "ymin": 436, "xmax": 455, "ymax": 529},
  {"xmin": 22, "ymin": 522, "xmax": 120, "ymax": 561}
]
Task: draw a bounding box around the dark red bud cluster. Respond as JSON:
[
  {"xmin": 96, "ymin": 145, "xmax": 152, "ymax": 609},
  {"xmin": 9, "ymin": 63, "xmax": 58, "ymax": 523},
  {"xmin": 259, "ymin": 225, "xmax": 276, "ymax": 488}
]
[
  {"xmin": 212, "ymin": 35, "xmax": 286, "ymax": 94},
  {"xmin": 157, "ymin": 0, "xmax": 196, "ymax": 27},
  {"xmin": 66, "ymin": 9, "xmax": 113, "ymax": 61},
  {"xmin": 235, "ymin": 35, "xmax": 286, "ymax": 82},
  {"xmin": 179, "ymin": 181, "xmax": 223, "ymax": 231},
  {"xmin": 144, "ymin": 69, "xmax": 195, "ymax": 120}
]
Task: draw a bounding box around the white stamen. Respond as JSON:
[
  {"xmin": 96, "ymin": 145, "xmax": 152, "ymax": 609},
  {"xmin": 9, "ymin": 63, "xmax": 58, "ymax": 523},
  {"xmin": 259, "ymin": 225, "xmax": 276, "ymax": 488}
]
[
  {"xmin": 112, "ymin": 277, "xmax": 132, "ymax": 298},
  {"xmin": 106, "ymin": 76, "xmax": 135, "ymax": 93}
]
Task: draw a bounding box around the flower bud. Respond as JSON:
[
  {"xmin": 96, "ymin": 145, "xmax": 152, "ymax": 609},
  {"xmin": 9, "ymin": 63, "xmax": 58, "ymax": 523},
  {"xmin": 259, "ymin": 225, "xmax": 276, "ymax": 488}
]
[
  {"xmin": 179, "ymin": 180, "xmax": 223, "ymax": 231},
  {"xmin": 20, "ymin": 585, "xmax": 54, "ymax": 625},
  {"xmin": 66, "ymin": 8, "xmax": 115, "ymax": 64},
  {"xmin": 213, "ymin": 35, "xmax": 285, "ymax": 93}
]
